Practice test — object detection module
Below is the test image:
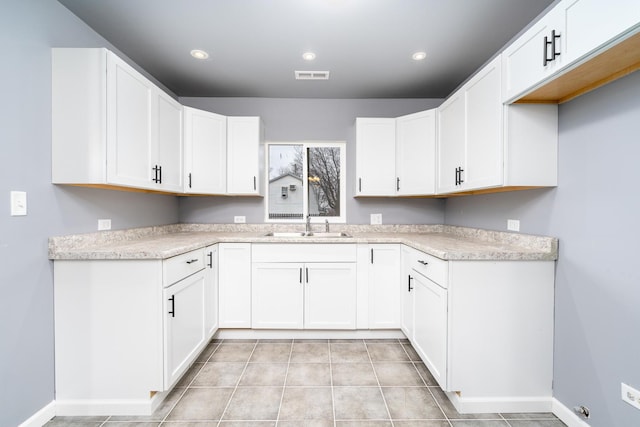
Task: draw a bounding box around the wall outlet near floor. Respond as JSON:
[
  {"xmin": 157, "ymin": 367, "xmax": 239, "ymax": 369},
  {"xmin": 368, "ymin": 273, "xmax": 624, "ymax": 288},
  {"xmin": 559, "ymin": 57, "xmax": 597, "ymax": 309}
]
[
  {"xmin": 234, "ymin": 216, "xmax": 246, "ymax": 224},
  {"xmin": 98, "ymin": 219, "xmax": 111, "ymax": 230},
  {"xmin": 370, "ymin": 213, "xmax": 382, "ymax": 225},
  {"xmin": 507, "ymin": 219, "xmax": 520, "ymax": 232},
  {"xmin": 622, "ymin": 383, "xmax": 640, "ymax": 410}
]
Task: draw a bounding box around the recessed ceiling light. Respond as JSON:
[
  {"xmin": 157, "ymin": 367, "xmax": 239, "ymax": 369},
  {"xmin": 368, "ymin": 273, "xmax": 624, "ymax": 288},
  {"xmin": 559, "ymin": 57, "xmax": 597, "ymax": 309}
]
[
  {"xmin": 412, "ymin": 51, "xmax": 427, "ymax": 61},
  {"xmin": 190, "ymin": 49, "xmax": 209, "ymax": 60},
  {"xmin": 302, "ymin": 52, "xmax": 316, "ymax": 61}
]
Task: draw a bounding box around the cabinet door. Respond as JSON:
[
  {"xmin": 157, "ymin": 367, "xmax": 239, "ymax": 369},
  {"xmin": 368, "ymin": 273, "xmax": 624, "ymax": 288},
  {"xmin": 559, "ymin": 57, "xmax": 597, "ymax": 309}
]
[
  {"xmin": 355, "ymin": 118, "xmax": 396, "ymax": 196},
  {"xmin": 227, "ymin": 116, "xmax": 262, "ymax": 195},
  {"xmin": 436, "ymin": 92, "xmax": 465, "ymax": 194},
  {"xmin": 561, "ymin": 0, "xmax": 640, "ymax": 65},
  {"xmin": 154, "ymin": 91, "xmax": 183, "ymax": 192},
  {"xmin": 400, "ymin": 246, "xmax": 416, "ymax": 340},
  {"xmin": 184, "ymin": 107, "xmax": 227, "ymax": 194},
  {"xmin": 502, "ymin": 5, "xmax": 565, "ymax": 102},
  {"xmin": 106, "ymin": 52, "xmax": 155, "ymax": 189},
  {"xmin": 252, "ymin": 263, "xmax": 304, "ymax": 329},
  {"xmin": 413, "ymin": 271, "xmax": 448, "ymax": 390},
  {"xmin": 164, "ymin": 271, "xmax": 206, "ymax": 389},
  {"xmin": 218, "ymin": 243, "xmax": 252, "ymax": 328},
  {"xmin": 396, "ymin": 110, "xmax": 436, "ymax": 196},
  {"xmin": 368, "ymin": 245, "xmax": 401, "ymax": 329},
  {"xmin": 464, "ymin": 56, "xmax": 503, "ymax": 191},
  {"xmin": 304, "ymin": 263, "xmax": 357, "ymax": 329},
  {"xmin": 204, "ymin": 245, "xmax": 219, "ymax": 339}
]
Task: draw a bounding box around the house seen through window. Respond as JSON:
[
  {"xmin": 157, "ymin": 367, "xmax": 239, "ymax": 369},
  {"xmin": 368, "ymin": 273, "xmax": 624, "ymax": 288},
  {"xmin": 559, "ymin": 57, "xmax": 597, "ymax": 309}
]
[{"xmin": 266, "ymin": 142, "xmax": 346, "ymax": 223}]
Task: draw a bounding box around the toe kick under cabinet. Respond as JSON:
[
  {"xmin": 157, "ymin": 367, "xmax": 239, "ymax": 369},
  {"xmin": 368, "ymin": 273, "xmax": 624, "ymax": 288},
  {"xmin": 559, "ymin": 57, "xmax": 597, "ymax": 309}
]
[{"xmin": 53, "ymin": 247, "xmax": 218, "ymax": 416}]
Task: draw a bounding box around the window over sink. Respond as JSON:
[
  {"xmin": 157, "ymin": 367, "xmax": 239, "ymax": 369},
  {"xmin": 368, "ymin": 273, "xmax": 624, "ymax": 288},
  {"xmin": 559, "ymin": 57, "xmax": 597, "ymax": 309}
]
[{"xmin": 265, "ymin": 141, "xmax": 346, "ymax": 223}]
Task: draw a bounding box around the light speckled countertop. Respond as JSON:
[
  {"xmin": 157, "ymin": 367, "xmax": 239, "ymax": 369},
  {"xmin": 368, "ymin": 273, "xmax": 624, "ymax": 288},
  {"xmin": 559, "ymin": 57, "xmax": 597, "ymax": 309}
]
[{"xmin": 49, "ymin": 224, "xmax": 558, "ymax": 261}]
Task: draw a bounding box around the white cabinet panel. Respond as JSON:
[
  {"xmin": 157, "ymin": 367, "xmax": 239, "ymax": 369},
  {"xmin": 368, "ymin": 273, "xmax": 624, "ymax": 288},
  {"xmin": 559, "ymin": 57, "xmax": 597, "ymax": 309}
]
[
  {"xmin": 163, "ymin": 271, "xmax": 205, "ymax": 389},
  {"xmin": 184, "ymin": 107, "xmax": 227, "ymax": 194},
  {"xmin": 355, "ymin": 118, "xmax": 397, "ymax": 196},
  {"xmin": 155, "ymin": 92, "xmax": 183, "ymax": 192},
  {"xmin": 396, "ymin": 110, "xmax": 436, "ymax": 196},
  {"xmin": 412, "ymin": 271, "xmax": 448, "ymax": 389},
  {"xmin": 227, "ymin": 116, "xmax": 263, "ymax": 195},
  {"xmin": 367, "ymin": 244, "xmax": 401, "ymax": 329},
  {"xmin": 436, "ymin": 92, "xmax": 465, "ymax": 194},
  {"xmin": 252, "ymin": 263, "xmax": 304, "ymax": 329},
  {"xmin": 219, "ymin": 243, "xmax": 252, "ymax": 328},
  {"xmin": 304, "ymin": 263, "xmax": 357, "ymax": 329},
  {"xmin": 204, "ymin": 245, "xmax": 219, "ymax": 339},
  {"xmin": 400, "ymin": 246, "xmax": 416, "ymax": 340}
]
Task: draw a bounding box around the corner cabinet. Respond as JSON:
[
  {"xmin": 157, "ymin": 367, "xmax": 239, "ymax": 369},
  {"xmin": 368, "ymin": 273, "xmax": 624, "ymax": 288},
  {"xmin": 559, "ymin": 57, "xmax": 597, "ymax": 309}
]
[
  {"xmin": 53, "ymin": 248, "xmax": 208, "ymax": 415},
  {"xmin": 355, "ymin": 112, "xmax": 436, "ymax": 197},
  {"xmin": 183, "ymin": 107, "xmax": 227, "ymax": 194},
  {"xmin": 226, "ymin": 117, "xmax": 264, "ymax": 195},
  {"xmin": 437, "ymin": 54, "xmax": 558, "ymax": 195},
  {"xmin": 52, "ymin": 48, "xmax": 183, "ymax": 193}
]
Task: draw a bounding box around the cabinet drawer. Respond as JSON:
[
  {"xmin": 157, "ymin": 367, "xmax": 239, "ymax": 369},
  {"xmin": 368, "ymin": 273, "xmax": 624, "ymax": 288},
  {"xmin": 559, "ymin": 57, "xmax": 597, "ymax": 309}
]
[
  {"xmin": 163, "ymin": 248, "xmax": 205, "ymax": 286},
  {"xmin": 252, "ymin": 244, "xmax": 357, "ymax": 263},
  {"xmin": 411, "ymin": 251, "xmax": 448, "ymax": 287}
]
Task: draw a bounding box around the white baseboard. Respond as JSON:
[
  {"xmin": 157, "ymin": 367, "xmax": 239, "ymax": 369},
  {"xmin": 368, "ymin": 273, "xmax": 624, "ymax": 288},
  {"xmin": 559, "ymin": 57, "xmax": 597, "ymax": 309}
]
[
  {"xmin": 445, "ymin": 392, "xmax": 553, "ymax": 414},
  {"xmin": 552, "ymin": 398, "xmax": 591, "ymax": 427},
  {"xmin": 55, "ymin": 391, "xmax": 168, "ymax": 417},
  {"xmin": 18, "ymin": 401, "xmax": 55, "ymax": 427},
  {"xmin": 214, "ymin": 328, "xmax": 406, "ymax": 340}
]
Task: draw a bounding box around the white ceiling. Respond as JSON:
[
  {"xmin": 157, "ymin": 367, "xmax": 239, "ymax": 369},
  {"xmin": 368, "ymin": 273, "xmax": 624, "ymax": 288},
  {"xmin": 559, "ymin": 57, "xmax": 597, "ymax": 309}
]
[{"xmin": 57, "ymin": 0, "xmax": 555, "ymax": 99}]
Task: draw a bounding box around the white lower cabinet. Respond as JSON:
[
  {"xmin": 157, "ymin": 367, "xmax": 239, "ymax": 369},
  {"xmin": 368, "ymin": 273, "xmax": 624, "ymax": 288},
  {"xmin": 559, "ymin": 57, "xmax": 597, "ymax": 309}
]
[
  {"xmin": 400, "ymin": 246, "xmax": 416, "ymax": 341},
  {"xmin": 218, "ymin": 243, "xmax": 252, "ymax": 328},
  {"xmin": 53, "ymin": 248, "xmax": 208, "ymax": 415},
  {"xmin": 362, "ymin": 244, "xmax": 401, "ymax": 329},
  {"xmin": 163, "ymin": 270, "xmax": 206, "ymax": 389},
  {"xmin": 251, "ymin": 244, "xmax": 357, "ymax": 330},
  {"xmin": 204, "ymin": 244, "xmax": 219, "ymax": 338}
]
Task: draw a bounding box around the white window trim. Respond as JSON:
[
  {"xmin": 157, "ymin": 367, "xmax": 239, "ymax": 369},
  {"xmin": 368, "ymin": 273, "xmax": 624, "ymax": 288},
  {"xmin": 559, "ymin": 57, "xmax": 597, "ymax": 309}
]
[{"xmin": 265, "ymin": 140, "xmax": 347, "ymax": 224}]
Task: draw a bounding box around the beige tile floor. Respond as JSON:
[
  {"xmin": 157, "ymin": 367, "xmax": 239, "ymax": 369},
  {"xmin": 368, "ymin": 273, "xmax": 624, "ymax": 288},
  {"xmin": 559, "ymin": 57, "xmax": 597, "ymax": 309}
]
[{"xmin": 45, "ymin": 339, "xmax": 566, "ymax": 427}]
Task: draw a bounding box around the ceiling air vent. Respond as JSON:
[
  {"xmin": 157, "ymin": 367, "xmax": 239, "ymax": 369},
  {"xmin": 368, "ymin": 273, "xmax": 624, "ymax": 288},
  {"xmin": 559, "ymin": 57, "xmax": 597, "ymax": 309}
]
[{"xmin": 295, "ymin": 71, "xmax": 330, "ymax": 80}]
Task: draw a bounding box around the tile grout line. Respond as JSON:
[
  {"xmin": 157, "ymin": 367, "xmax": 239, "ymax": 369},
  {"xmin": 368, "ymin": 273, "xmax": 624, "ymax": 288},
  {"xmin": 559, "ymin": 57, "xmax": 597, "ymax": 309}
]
[
  {"xmin": 363, "ymin": 340, "xmax": 395, "ymax": 427},
  {"xmin": 398, "ymin": 339, "xmax": 454, "ymax": 427},
  {"xmin": 215, "ymin": 340, "xmax": 259, "ymax": 427},
  {"xmin": 158, "ymin": 339, "xmax": 222, "ymax": 426},
  {"xmin": 274, "ymin": 340, "xmax": 294, "ymax": 425},
  {"xmin": 328, "ymin": 340, "xmax": 336, "ymax": 427}
]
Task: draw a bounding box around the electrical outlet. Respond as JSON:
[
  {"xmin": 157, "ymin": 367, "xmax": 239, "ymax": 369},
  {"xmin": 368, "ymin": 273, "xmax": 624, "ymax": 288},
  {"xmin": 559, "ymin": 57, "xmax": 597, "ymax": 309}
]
[
  {"xmin": 234, "ymin": 216, "xmax": 246, "ymax": 224},
  {"xmin": 370, "ymin": 213, "xmax": 382, "ymax": 225},
  {"xmin": 622, "ymin": 383, "xmax": 640, "ymax": 410},
  {"xmin": 98, "ymin": 219, "xmax": 111, "ymax": 230},
  {"xmin": 507, "ymin": 219, "xmax": 520, "ymax": 232}
]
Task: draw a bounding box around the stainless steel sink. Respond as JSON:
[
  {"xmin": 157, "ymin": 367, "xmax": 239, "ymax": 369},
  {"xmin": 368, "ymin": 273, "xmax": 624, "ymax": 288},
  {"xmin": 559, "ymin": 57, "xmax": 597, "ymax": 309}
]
[
  {"xmin": 263, "ymin": 232, "xmax": 306, "ymax": 237},
  {"xmin": 263, "ymin": 231, "xmax": 351, "ymax": 238},
  {"xmin": 305, "ymin": 232, "xmax": 351, "ymax": 238}
]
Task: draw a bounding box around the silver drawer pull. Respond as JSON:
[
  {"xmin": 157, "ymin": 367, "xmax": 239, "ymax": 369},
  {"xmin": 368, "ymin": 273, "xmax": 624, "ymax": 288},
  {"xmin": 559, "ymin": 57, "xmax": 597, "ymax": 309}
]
[
  {"xmin": 186, "ymin": 259, "xmax": 199, "ymax": 264},
  {"xmin": 417, "ymin": 260, "xmax": 429, "ymax": 266}
]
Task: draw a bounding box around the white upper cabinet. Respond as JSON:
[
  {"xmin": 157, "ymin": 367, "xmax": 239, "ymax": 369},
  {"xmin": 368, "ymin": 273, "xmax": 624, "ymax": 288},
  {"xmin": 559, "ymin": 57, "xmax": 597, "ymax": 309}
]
[
  {"xmin": 227, "ymin": 116, "xmax": 264, "ymax": 195},
  {"xmin": 183, "ymin": 107, "xmax": 227, "ymax": 194},
  {"xmin": 503, "ymin": 0, "xmax": 640, "ymax": 103},
  {"xmin": 356, "ymin": 113, "xmax": 436, "ymax": 197},
  {"xmin": 355, "ymin": 118, "xmax": 397, "ymax": 196},
  {"xmin": 437, "ymin": 55, "xmax": 558, "ymax": 195},
  {"xmin": 52, "ymin": 48, "xmax": 183, "ymax": 192},
  {"xmin": 396, "ymin": 110, "xmax": 436, "ymax": 196}
]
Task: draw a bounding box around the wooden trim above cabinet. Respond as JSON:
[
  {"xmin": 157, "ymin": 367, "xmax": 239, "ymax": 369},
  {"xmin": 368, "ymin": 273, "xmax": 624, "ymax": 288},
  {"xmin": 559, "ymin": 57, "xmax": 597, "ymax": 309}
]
[{"xmin": 516, "ymin": 31, "xmax": 640, "ymax": 104}]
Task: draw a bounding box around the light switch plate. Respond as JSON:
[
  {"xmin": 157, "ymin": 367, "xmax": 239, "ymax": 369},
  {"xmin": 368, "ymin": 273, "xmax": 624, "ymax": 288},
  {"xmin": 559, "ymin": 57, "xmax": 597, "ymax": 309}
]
[
  {"xmin": 98, "ymin": 219, "xmax": 111, "ymax": 230},
  {"xmin": 234, "ymin": 216, "xmax": 246, "ymax": 224},
  {"xmin": 10, "ymin": 191, "xmax": 27, "ymax": 216},
  {"xmin": 370, "ymin": 213, "xmax": 382, "ymax": 225}
]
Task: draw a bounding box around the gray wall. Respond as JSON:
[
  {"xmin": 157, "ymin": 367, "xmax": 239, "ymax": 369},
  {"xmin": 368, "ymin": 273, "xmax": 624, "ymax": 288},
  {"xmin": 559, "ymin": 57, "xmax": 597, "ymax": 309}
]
[
  {"xmin": 445, "ymin": 71, "xmax": 640, "ymax": 427},
  {"xmin": 0, "ymin": 3, "xmax": 179, "ymax": 426},
  {"xmin": 179, "ymin": 97, "xmax": 446, "ymax": 224}
]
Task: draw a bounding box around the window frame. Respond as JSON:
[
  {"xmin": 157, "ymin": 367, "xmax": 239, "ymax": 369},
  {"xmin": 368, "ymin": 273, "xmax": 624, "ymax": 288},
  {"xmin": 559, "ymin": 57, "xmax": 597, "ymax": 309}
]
[{"xmin": 264, "ymin": 140, "xmax": 347, "ymax": 224}]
